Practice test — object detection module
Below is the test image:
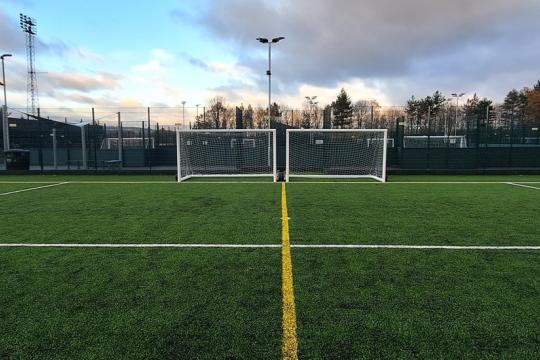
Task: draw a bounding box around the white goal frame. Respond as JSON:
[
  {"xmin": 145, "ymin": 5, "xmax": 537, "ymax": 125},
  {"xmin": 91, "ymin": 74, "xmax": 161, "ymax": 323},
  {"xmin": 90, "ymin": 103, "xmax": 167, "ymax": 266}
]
[
  {"xmin": 286, "ymin": 129, "xmax": 387, "ymax": 182},
  {"xmin": 176, "ymin": 129, "xmax": 277, "ymax": 182}
]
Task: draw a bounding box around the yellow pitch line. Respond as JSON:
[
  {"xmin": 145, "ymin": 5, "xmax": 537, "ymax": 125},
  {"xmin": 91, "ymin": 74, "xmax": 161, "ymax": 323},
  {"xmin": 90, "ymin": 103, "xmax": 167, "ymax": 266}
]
[{"xmin": 281, "ymin": 183, "xmax": 298, "ymax": 360}]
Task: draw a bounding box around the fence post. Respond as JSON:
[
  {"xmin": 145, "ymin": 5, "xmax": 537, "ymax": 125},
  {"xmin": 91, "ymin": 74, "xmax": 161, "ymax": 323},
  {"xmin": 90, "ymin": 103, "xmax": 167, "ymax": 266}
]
[
  {"xmin": 509, "ymin": 111, "xmax": 514, "ymax": 167},
  {"xmin": 536, "ymin": 118, "xmax": 540, "ymax": 145},
  {"xmin": 92, "ymin": 108, "xmax": 97, "ymax": 169},
  {"xmin": 118, "ymin": 112, "xmax": 123, "ymax": 166},
  {"xmin": 81, "ymin": 124, "xmax": 87, "ymax": 169},
  {"xmin": 37, "ymin": 108, "xmax": 43, "ymax": 171},
  {"xmin": 427, "ymin": 106, "xmax": 431, "ymax": 169},
  {"xmin": 52, "ymin": 128, "xmax": 58, "ymax": 170},
  {"xmin": 141, "ymin": 121, "xmax": 146, "ymax": 167},
  {"xmin": 147, "ymin": 107, "xmax": 151, "ymax": 149}
]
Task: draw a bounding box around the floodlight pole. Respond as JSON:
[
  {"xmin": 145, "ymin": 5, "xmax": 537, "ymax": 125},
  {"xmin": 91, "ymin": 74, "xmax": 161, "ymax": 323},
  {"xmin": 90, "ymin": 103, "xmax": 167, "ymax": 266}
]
[
  {"xmin": 257, "ymin": 37, "xmax": 285, "ymax": 129},
  {"xmin": 1, "ymin": 54, "xmax": 12, "ymax": 152}
]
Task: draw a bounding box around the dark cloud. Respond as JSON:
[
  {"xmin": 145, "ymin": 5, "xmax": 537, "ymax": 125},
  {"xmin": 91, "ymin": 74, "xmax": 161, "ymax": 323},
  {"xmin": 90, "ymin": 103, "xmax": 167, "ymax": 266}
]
[{"xmin": 191, "ymin": 0, "xmax": 540, "ymax": 102}]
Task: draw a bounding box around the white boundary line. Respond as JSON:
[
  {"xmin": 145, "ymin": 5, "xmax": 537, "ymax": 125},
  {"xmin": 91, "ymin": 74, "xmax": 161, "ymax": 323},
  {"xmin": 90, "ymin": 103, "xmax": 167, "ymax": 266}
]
[
  {"xmin": 0, "ymin": 182, "xmax": 69, "ymax": 196},
  {"xmin": 0, "ymin": 181, "xmax": 275, "ymax": 184},
  {"xmin": 506, "ymin": 182, "xmax": 540, "ymax": 190},
  {"xmin": 292, "ymin": 244, "xmax": 540, "ymax": 250},
  {"xmin": 1, "ymin": 180, "xmax": 540, "ymax": 185},
  {"xmin": 0, "ymin": 243, "xmax": 281, "ymax": 248},
  {"xmin": 0, "ymin": 243, "xmax": 538, "ymax": 250},
  {"xmin": 290, "ymin": 181, "xmax": 540, "ymax": 184}
]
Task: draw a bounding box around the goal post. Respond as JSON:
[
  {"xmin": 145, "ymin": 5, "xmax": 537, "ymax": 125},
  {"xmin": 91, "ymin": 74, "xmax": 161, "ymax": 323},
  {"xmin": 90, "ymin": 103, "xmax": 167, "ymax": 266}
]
[
  {"xmin": 286, "ymin": 129, "xmax": 387, "ymax": 182},
  {"xmin": 176, "ymin": 129, "xmax": 277, "ymax": 182}
]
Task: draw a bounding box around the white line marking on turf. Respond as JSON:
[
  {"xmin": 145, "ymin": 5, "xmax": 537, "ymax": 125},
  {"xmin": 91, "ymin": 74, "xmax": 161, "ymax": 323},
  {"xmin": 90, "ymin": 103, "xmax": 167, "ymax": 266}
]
[
  {"xmin": 0, "ymin": 244, "xmax": 538, "ymax": 250},
  {"xmin": 291, "ymin": 181, "xmax": 540, "ymax": 184},
  {"xmin": 0, "ymin": 181, "xmax": 61, "ymax": 184},
  {"xmin": 0, "ymin": 181, "xmax": 274, "ymax": 184},
  {"xmin": 292, "ymin": 244, "xmax": 540, "ymax": 250},
  {"xmin": 0, "ymin": 182, "xmax": 69, "ymax": 196},
  {"xmin": 1, "ymin": 181, "xmax": 540, "ymax": 185},
  {"xmin": 506, "ymin": 182, "xmax": 540, "ymax": 190},
  {"xmin": 0, "ymin": 243, "xmax": 281, "ymax": 248}
]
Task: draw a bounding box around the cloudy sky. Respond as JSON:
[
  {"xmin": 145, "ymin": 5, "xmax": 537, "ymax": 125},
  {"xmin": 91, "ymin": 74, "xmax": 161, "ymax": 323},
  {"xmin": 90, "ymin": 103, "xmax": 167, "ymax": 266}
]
[{"xmin": 1, "ymin": 0, "xmax": 539, "ymax": 115}]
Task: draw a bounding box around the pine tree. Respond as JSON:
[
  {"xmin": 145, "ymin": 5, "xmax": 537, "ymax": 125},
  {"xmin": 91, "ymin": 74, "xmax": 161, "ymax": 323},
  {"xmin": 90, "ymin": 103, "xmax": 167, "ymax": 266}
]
[
  {"xmin": 331, "ymin": 88, "xmax": 353, "ymax": 128},
  {"xmin": 464, "ymin": 94, "xmax": 493, "ymax": 122}
]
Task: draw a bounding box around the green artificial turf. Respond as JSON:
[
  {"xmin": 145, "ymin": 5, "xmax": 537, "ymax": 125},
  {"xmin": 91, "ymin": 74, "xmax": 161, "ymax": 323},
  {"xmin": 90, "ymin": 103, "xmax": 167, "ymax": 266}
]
[
  {"xmin": 287, "ymin": 183, "xmax": 540, "ymax": 246},
  {"xmin": 0, "ymin": 183, "xmax": 281, "ymax": 244},
  {"xmin": 0, "ymin": 248, "xmax": 282, "ymax": 359},
  {"xmin": 293, "ymin": 249, "xmax": 540, "ymax": 359},
  {"xmin": 1, "ymin": 175, "xmax": 539, "ymax": 359}
]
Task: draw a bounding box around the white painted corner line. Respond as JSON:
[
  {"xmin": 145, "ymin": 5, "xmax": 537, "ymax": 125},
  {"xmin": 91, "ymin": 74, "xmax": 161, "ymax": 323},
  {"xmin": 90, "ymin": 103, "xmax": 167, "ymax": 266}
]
[
  {"xmin": 0, "ymin": 182, "xmax": 70, "ymax": 197},
  {"xmin": 506, "ymin": 182, "xmax": 540, "ymax": 190}
]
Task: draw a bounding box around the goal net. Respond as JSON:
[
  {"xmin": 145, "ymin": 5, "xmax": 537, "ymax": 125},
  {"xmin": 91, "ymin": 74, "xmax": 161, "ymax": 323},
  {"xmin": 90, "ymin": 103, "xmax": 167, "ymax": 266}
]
[
  {"xmin": 286, "ymin": 129, "xmax": 387, "ymax": 182},
  {"xmin": 403, "ymin": 135, "xmax": 466, "ymax": 148},
  {"xmin": 176, "ymin": 129, "xmax": 277, "ymax": 182}
]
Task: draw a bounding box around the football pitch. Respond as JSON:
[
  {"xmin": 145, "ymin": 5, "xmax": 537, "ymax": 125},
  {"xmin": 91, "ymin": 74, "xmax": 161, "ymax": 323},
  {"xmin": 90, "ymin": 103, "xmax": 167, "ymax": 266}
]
[{"xmin": 1, "ymin": 175, "xmax": 539, "ymax": 359}]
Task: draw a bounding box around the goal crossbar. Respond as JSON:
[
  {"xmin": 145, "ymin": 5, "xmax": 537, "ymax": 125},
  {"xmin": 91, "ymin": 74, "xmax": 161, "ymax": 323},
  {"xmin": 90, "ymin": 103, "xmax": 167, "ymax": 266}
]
[
  {"xmin": 176, "ymin": 129, "xmax": 277, "ymax": 182},
  {"xmin": 286, "ymin": 129, "xmax": 387, "ymax": 182}
]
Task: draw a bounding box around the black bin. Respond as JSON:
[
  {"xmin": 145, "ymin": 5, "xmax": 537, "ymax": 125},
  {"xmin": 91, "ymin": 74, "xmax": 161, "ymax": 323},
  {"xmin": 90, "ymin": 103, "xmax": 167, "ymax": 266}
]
[{"xmin": 4, "ymin": 149, "xmax": 31, "ymax": 170}]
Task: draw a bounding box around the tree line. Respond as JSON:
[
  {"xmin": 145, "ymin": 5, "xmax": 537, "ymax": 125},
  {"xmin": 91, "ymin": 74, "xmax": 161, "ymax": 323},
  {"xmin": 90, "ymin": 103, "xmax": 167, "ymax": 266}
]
[{"xmin": 191, "ymin": 81, "xmax": 540, "ymax": 131}]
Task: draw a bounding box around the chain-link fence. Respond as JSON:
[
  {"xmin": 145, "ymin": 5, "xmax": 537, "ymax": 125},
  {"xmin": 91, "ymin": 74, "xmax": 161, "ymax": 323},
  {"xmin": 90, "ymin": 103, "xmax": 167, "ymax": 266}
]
[{"xmin": 1, "ymin": 105, "xmax": 539, "ymax": 171}]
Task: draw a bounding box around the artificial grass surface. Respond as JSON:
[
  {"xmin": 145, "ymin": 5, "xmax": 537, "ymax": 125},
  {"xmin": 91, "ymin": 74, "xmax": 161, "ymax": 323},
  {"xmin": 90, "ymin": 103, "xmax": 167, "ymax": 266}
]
[
  {"xmin": 287, "ymin": 183, "xmax": 540, "ymax": 246},
  {"xmin": 293, "ymin": 250, "xmax": 540, "ymax": 359},
  {"xmin": 1, "ymin": 175, "xmax": 539, "ymax": 359},
  {"xmin": 0, "ymin": 183, "xmax": 281, "ymax": 244},
  {"xmin": 0, "ymin": 248, "xmax": 282, "ymax": 359}
]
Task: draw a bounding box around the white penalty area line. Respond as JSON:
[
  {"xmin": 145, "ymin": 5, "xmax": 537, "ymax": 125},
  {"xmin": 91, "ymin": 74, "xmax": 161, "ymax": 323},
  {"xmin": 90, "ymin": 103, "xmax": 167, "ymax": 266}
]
[
  {"xmin": 0, "ymin": 243, "xmax": 538, "ymax": 251},
  {"xmin": 0, "ymin": 182, "xmax": 69, "ymax": 197},
  {"xmin": 506, "ymin": 182, "xmax": 540, "ymax": 190}
]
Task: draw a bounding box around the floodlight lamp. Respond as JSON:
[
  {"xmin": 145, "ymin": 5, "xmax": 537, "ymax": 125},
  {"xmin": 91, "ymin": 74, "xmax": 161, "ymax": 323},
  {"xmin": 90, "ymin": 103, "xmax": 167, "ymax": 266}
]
[
  {"xmin": 272, "ymin": 37, "xmax": 285, "ymax": 43},
  {"xmin": 256, "ymin": 37, "xmax": 269, "ymax": 43}
]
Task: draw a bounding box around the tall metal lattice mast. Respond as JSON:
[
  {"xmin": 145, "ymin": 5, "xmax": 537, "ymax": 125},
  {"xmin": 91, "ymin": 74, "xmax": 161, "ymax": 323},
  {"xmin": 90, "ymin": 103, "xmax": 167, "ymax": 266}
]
[{"xmin": 19, "ymin": 13, "xmax": 39, "ymax": 117}]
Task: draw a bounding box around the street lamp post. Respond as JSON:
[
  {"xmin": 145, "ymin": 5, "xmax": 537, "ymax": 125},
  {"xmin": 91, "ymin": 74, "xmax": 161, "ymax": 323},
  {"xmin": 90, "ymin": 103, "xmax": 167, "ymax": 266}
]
[
  {"xmin": 450, "ymin": 93, "xmax": 465, "ymax": 137},
  {"xmin": 256, "ymin": 37, "xmax": 285, "ymax": 129},
  {"xmin": 1, "ymin": 53, "xmax": 12, "ymax": 152}
]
